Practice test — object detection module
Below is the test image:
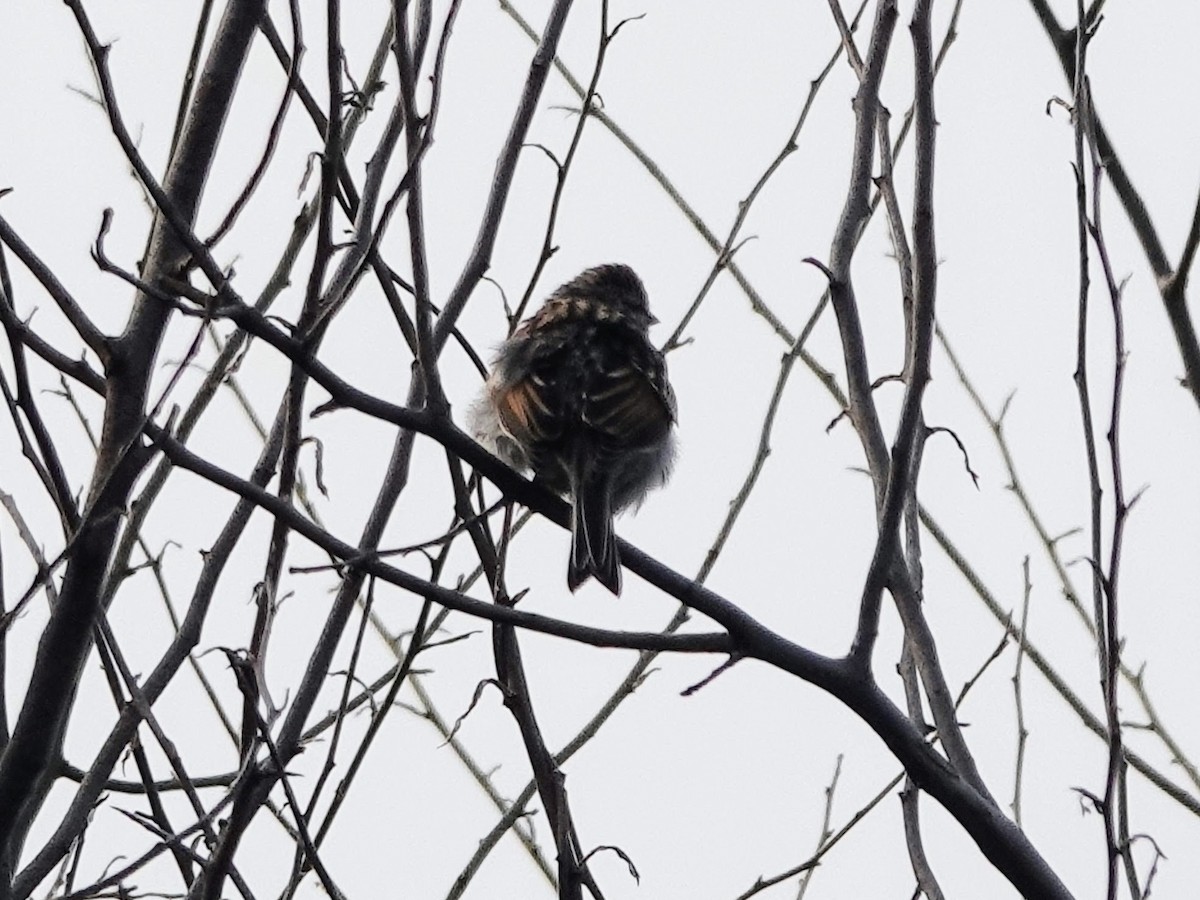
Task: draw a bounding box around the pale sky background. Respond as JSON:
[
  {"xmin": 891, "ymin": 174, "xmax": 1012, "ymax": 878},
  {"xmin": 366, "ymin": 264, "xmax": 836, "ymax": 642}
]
[{"xmin": 2, "ymin": 1, "xmax": 1200, "ymax": 898}]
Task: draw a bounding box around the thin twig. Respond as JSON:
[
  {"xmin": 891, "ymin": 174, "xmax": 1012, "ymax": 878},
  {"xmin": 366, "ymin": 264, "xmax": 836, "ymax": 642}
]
[{"xmin": 1012, "ymin": 557, "xmax": 1032, "ymax": 828}]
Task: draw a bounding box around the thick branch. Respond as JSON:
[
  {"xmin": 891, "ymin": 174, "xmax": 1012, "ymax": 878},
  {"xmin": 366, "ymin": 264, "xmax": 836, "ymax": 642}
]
[{"xmin": 0, "ymin": 2, "xmax": 265, "ymax": 888}]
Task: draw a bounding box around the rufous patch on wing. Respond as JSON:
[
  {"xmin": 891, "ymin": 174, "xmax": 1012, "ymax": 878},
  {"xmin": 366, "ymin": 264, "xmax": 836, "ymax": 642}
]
[{"xmin": 497, "ymin": 379, "xmax": 550, "ymax": 443}]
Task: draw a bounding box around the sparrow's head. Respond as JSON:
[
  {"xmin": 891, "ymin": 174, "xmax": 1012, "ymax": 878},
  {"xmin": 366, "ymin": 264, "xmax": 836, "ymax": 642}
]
[{"xmin": 554, "ymin": 263, "xmax": 654, "ymax": 326}]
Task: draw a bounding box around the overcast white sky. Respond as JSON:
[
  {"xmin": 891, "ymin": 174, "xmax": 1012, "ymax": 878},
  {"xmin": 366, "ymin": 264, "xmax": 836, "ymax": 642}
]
[{"xmin": 2, "ymin": 1, "xmax": 1200, "ymax": 898}]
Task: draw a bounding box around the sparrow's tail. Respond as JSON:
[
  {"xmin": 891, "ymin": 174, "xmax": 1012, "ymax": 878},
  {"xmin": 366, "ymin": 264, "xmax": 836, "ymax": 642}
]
[{"xmin": 568, "ymin": 474, "xmax": 621, "ymax": 595}]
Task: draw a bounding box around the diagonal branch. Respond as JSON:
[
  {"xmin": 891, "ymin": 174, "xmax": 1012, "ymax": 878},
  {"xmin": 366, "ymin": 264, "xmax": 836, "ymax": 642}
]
[
  {"xmin": 433, "ymin": 0, "xmax": 575, "ymax": 349},
  {"xmin": 0, "ymin": 214, "xmax": 109, "ymax": 362}
]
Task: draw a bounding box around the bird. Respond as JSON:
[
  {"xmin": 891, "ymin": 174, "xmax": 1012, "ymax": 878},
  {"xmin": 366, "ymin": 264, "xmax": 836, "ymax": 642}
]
[{"xmin": 468, "ymin": 263, "xmax": 676, "ymax": 595}]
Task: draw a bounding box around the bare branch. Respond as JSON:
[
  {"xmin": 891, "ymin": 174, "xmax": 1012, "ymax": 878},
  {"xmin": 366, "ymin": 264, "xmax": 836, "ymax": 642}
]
[{"xmin": 0, "ymin": 213, "xmax": 109, "ymax": 361}]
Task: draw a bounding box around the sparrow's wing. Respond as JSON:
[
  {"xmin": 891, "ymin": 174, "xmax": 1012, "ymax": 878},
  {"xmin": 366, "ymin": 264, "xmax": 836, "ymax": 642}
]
[
  {"xmin": 492, "ymin": 369, "xmax": 560, "ymax": 447},
  {"xmin": 582, "ymin": 343, "xmax": 675, "ymax": 451}
]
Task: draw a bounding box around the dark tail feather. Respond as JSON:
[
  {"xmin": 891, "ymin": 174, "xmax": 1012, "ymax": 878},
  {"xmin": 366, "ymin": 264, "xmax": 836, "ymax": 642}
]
[{"xmin": 568, "ymin": 476, "xmax": 621, "ymax": 595}]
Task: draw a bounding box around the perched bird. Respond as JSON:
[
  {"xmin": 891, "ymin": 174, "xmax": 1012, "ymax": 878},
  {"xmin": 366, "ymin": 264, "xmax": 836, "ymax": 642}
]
[{"xmin": 469, "ymin": 264, "xmax": 676, "ymax": 594}]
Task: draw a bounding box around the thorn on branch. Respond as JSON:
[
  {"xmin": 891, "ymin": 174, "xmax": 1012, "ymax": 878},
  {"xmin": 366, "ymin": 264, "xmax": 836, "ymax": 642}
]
[
  {"xmin": 525, "ymin": 142, "xmax": 563, "ymax": 172},
  {"xmin": 633, "ymin": 667, "xmax": 659, "ymax": 692},
  {"xmin": 1049, "ymin": 526, "xmax": 1082, "ymax": 546},
  {"xmin": 310, "ymin": 397, "xmax": 344, "ymax": 418},
  {"xmin": 660, "ymin": 335, "xmax": 694, "ymax": 355},
  {"xmin": 91, "ymin": 208, "xmax": 177, "ymax": 306},
  {"xmin": 925, "ymin": 425, "xmax": 980, "ymax": 488},
  {"xmin": 299, "ymin": 435, "xmax": 329, "ymax": 497},
  {"xmin": 681, "ymin": 653, "xmax": 742, "ymax": 696},
  {"xmin": 1045, "ymin": 95, "xmax": 1075, "ymax": 120},
  {"xmin": 725, "ymin": 235, "xmax": 758, "ymax": 264},
  {"xmin": 444, "ymin": 678, "xmax": 506, "ymax": 745},
  {"xmin": 298, "ymin": 151, "xmax": 322, "ymax": 195},
  {"xmin": 869, "ymin": 372, "xmax": 904, "ymax": 392},
  {"xmin": 802, "ymin": 256, "xmax": 836, "ymax": 284},
  {"xmin": 826, "ymin": 408, "xmax": 849, "ymax": 433},
  {"xmin": 607, "ymin": 13, "xmax": 646, "ymax": 43},
  {"xmin": 480, "ymin": 275, "xmax": 514, "ymax": 326},
  {"xmin": 1072, "ymin": 785, "xmax": 1105, "ymax": 815},
  {"xmin": 997, "ymin": 390, "xmax": 1016, "ymax": 424},
  {"xmin": 418, "ymin": 630, "xmax": 480, "ymax": 653},
  {"xmin": 581, "ymin": 844, "xmax": 640, "ymax": 883}
]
